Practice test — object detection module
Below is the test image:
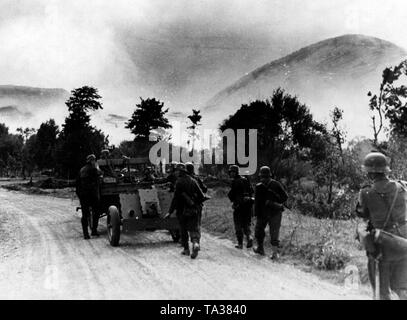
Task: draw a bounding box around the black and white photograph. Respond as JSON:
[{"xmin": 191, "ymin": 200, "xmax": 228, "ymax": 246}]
[{"xmin": 0, "ymin": 0, "xmax": 407, "ymax": 305}]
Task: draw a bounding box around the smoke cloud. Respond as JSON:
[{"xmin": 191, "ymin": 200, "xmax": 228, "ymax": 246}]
[{"xmin": 0, "ymin": 0, "xmax": 406, "ymax": 143}]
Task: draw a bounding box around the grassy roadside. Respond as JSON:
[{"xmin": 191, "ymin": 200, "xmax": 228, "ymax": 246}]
[{"xmin": 202, "ymin": 187, "xmax": 372, "ymax": 297}]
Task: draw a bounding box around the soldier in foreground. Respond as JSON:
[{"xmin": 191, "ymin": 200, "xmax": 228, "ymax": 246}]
[
  {"xmin": 167, "ymin": 163, "xmax": 206, "ymax": 259},
  {"xmin": 227, "ymin": 165, "xmax": 254, "ymax": 249},
  {"xmin": 253, "ymin": 166, "xmax": 288, "ymax": 259},
  {"xmin": 76, "ymin": 154, "xmax": 101, "ymax": 239},
  {"xmin": 356, "ymin": 152, "xmax": 407, "ymax": 300}
]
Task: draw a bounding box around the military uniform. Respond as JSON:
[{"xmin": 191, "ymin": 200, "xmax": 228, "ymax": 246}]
[
  {"xmin": 166, "ymin": 172, "xmax": 177, "ymax": 192},
  {"xmin": 169, "ymin": 172, "xmax": 205, "ymax": 256},
  {"xmin": 99, "ymin": 161, "xmax": 115, "ymax": 177},
  {"xmin": 76, "ymin": 160, "xmax": 101, "ymax": 238},
  {"xmin": 357, "ymin": 177, "xmax": 407, "ymax": 299},
  {"xmin": 190, "ymin": 173, "xmax": 208, "ymax": 238},
  {"xmin": 228, "ymin": 175, "xmax": 254, "ymax": 247},
  {"xmin": 254, "ymin": 179, "xmax": 288, "ymax": 250}
]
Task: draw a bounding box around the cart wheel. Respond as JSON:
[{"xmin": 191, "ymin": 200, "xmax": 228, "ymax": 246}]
[
  {"xmin": 107, "ymin": 206, "xmax": 121, "ymax": 246},
  {"xmin": 169, "ymin": 230, "xmax": 180, "ymax": 243}
]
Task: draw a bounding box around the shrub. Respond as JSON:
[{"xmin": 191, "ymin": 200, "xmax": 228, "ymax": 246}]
[
  {"xmin": 292, "ymin": 187, "xmax": 358, "ymax": 220},
  {"xmin": 300, "ymin": 239, "xmax": 351, "ymax": 270}
]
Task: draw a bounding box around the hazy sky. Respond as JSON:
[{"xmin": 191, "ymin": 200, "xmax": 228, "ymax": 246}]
[{"xmin": 1, "ymin": 0, "xmax": 407, "ymax": 142}]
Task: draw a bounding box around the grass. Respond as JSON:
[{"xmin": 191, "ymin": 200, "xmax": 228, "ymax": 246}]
[{"xmin": 202, "ymin": 187, "xmax": 372, "ymax": 296}]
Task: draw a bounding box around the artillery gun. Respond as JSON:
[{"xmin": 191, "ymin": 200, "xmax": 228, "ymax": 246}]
[{"xmin": 97, "ymin": 156, "xmax": 180, "ymax": 246}]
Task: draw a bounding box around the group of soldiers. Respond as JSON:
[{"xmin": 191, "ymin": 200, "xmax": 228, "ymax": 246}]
[
  {"xmin": 75, "ymin": 148, "xmax": 407, "ymax": 299},
  {"xmin": 227, "ymin": 165, "xmax": 288, "ymax": 259},
  {"xmin": 160, "ymin": 162, "xmax": 289, "ymax": 260},
  {"xmin": 75, "ymin": 152, "xmax": 289, "ymax": 261}
]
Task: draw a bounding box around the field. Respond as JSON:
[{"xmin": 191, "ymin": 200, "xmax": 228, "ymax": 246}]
[{"xmin": 202, "ymin": 187, "xmax": 372, "ymax": 296}]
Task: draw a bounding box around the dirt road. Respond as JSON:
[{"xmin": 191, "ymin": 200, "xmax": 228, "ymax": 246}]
[{"xmin": 0, "ymin": 188, "xmax": 368, "ymax": 299}]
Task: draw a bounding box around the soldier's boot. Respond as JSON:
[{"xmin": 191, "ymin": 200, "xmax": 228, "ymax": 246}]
[
  {"xmin": 91, "ymin": 229, "xmax": 100, "ymax": 237},
  {"xmin": 270, "ymin": 245, "xmax": 280, "ymax": 260},
  {"xmin": 181, "ymin": 244, "xmax": 190, "ymax": 256},
  {"xmin": 191, "ymin": 242, "xmax": 200, "ymax": 259},
  {"xmin": 253, "ymin": 243, "xmax": 265, "ymax": 255},
  {"xmin": 235, "ymin": 235, "xmax": 243, "ymax": 249},
  {"xmin": 246, "ymin": 237, "xmax": 253, "ymax": 249},
  {"xmin": 82, "ymin": 225, "xmax": 90, "ymax": 240}
]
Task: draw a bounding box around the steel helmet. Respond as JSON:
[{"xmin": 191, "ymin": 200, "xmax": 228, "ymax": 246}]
[
  {"xmin": 176, "ymin": 163, "xmax": 186, "ymax": 172},
  {"xmin": 185, "ymin": 162, "xmax": 194, "ymax": 174},
  {"xmin": 362, "ymin": 152, "xmax": 391, "ymax": 173},
  {"xmin": 86, "ymin": 154, "xmax": 96, "ymax": 163},
  {"xmin": 259, "ymin": 166, "xmax": 271, "ymax": 177},
  {"xmin": 228, "ymin": 165, "xmax": 239, "ymax": 174}
]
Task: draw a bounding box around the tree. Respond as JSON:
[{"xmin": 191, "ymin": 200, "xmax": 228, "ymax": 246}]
[
  {"xmin": 34, "ymin": 119, "xmax": 59, "ymax": 171},
  {"xmin": 187, "ymin": 109, "xmax": 202, "ymax": 151},
  {"xmin": 0, "ymin": 124, "xmax": 24, "ymax": 176},
  {"xmin": 16, "ymin": 127, "xmax": 36, "ymax": 178},
  {"xmin": 22, "ymin": 134, "xmax": 37, "ymax": 179},
  {"xmin": 56, "ymin": 86, "xmax": 107, "ymax": 177},
  {"xmin": 329, "ymin": 107, "xmax": 346, "ymax": 162},
  {"xmin": 369, "ymin": 59, "xmax": 407, "ymax": 144},
  {"xmin": 220, "ymin": 88, "xmax": 327, "ymax": 180},
  {"xmin": 125, "ymin": 97, "xmax": 172, "ymax": 140}
]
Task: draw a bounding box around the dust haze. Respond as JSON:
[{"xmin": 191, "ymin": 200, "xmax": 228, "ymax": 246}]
[{"xmin": 1, "ymin": 0, "xmax": 407, "ymax": 143}]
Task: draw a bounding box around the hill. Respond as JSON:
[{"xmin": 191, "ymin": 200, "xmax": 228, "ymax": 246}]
[{"xmin": 203, "ymin": 34, "xmax": 407, "ymax": 139}]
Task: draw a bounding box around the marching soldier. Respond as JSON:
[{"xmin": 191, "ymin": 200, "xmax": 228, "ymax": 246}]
[
  {"xmin": 185, "ymin": 162, "xmax": 209, "ymax": 246},
  {"xmin": 356, "ymin": 152, "xmax": 407, "ymax": 300},
  {"xmin": 227, "ymin": 165, "xmax": 254, "ymax": 249},
  {"xmin": 253, "ymin": 166, "xmax": 288, "ymax": 259},
  {"xmin": 167, "ymin": 163, "xmax": 206, "ymax": 259},
  {"xmin": 166, "ymin": 161, "xmax": 179, "ymax": 192},
  {"xmin": 76, "ymin": 154, "xmax": 101, "ymax": 239},
  {"xmin": 185, "ymin": 162, "xmax": 208, "ymax": 193}
]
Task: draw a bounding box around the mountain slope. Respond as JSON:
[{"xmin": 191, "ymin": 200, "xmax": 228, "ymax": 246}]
[
  {"xmin": 204, "ymin": 34, "xmax": 407, "ymax": 138},
  {"xmin": 0, "ymin": 85, "xmax": 69, "ymax": 126}
]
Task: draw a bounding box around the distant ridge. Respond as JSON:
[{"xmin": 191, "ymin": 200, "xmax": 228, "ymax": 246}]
[{"xmin": 203, "ymin": 34, "xmax": 407, "ymax": 139}]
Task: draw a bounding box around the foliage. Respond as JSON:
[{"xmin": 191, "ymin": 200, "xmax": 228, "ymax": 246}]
[
  {"xmin": 369, "ymin": 59, "xmax": 407, "ymax": 144},
  {"xmin": 300, "ymin": 239, "xmax": 351, "ymax": 270},
  {"xmin": 219, "ymin": 88, "xmax": 327, "ymax": 177},
  {"xmin": 187, "ymin": 109, "xmax": 202, "ymax": 150},
  {"xmin": 56, "ymin": 86, "xmax": 107, "ymax": 177},
  {"xmin": 125, "ymin": 97, "xmax": 172, "ymax": 140},
  {"xmin": 0, "ymin": 124, "xmax": 24, "ymax": 176},
  {"xmin": 33, "ymin": 119, "xmax": 59, "ymax": 170}
]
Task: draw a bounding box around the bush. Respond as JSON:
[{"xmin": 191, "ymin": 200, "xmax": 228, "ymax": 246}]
[
  {"xmin": 292, "ymin": 186, "xmax": 358, "ymax": 220},
  {"xmin": 300, "ymin": 239, "xmax": 351, "ymax": 270}
]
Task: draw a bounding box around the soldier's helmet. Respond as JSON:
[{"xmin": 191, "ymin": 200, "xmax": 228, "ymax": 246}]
[
  {"xmin": 176, "ymin": 163, "xmax": 186, "ymax": 172},
  {"xmin": 228, "ymin": 165, "xmax": 239, "ymax": 174},
  {"xmin": 259, "ymin": 166, "xmax": 271, "ymax": 177},
  {"xmin": 86, "ymin": 154, "xmax": 96, "ymax": 163},
  {"xmin": 185, "ymin": 162, "xmax": 194, "ymax": 174},
  {"xmin": 362, "ymin": 152, "xmax": 391, "ymax": 173}
]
